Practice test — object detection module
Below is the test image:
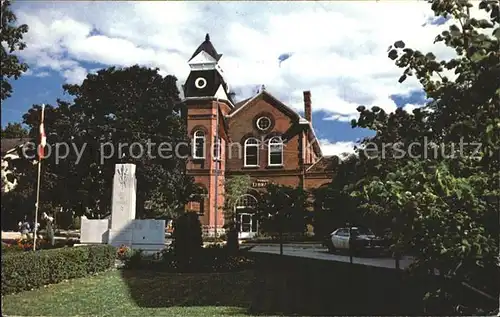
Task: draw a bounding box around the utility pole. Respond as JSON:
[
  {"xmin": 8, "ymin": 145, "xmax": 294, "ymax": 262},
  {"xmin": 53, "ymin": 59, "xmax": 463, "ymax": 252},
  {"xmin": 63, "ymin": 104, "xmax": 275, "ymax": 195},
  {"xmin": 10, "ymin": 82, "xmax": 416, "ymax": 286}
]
[
  {"xmin": 348, "ymin": 224, "xmax": 353, "ymax": 264},
  {"xmin": 279, "ymin": 192, "xmax": 291, "ymax": 256},
  {"xmin": 214, "ymin": 99, "xmax": 220, "ymax": 239}
]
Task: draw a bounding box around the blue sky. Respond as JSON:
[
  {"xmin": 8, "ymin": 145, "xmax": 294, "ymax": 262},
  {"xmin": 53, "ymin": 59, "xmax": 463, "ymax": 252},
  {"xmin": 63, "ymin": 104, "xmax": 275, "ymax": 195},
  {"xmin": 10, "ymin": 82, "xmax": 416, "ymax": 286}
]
[{"xmin": 2, "ymin": 1, "xmax": 460, "ymax": 155}]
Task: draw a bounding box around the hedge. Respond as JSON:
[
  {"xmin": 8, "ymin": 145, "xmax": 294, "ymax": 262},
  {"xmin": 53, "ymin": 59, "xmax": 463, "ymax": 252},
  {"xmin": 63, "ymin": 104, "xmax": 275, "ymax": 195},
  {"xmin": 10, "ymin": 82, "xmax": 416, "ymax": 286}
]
[{"xmin": 1, "ymin": 245, "xmax": 116, "ymax": 295}]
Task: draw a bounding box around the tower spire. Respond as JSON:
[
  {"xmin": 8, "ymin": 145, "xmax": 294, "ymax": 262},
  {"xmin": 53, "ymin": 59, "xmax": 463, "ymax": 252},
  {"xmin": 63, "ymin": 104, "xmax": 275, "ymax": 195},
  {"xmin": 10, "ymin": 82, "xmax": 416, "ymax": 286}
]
[{"xmin": 189, "ymin": 33, "xmax": 222, "ymax": 62}]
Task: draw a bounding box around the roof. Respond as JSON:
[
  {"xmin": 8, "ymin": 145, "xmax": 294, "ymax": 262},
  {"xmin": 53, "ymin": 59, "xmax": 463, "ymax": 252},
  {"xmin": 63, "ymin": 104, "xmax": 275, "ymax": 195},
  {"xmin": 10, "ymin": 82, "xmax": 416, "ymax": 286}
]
[
  {"xmin": 227, "ymin": 90, "xmax": 299, "ymax": 120},
  {"xmin": 189, "ymin": 34, "xmax": 222, "ymax": 62},
  {"xmin": 229, "ymin": 97, "xmax": 252, "ymax": 114},
  {"xmin": 1, "ymin": 138, "xmax": 32, "ymax": 155},
  {"xmin": 306, "ymin": 156, "xmax": 339, "ymax": 173}
]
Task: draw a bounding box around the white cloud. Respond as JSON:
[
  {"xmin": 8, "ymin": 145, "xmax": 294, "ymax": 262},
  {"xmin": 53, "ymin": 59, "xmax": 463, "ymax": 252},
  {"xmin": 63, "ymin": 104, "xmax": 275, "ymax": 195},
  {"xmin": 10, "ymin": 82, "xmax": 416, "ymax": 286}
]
[
  {"xmin": 319, "ymin": 139, "xmax": 356, "ymax": 157},
  {"xmin": 34, "ymin": 71, "xmax": 50, "ymax": 78},
  {"xmin": 402, "ymin": 103, "xmax": 424, "ymax": 114},
  {"xmin": 13, "ymin": 1, "xmax": 490, "ymax": 123},
  {"xmin": 62, "ymin": 66, "xmax": 88, "ymax": 85}
]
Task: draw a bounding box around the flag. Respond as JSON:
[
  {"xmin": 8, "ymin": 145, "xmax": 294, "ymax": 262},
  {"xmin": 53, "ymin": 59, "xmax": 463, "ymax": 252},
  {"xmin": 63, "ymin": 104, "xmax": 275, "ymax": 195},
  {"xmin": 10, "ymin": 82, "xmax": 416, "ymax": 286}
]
[
  {"xmin": 278, "ymin": 52, "xmax": 293, "ymax": 67},
  {"xmin": 38, "ymin": 104, "xmax": 46, "ymax": 159}
]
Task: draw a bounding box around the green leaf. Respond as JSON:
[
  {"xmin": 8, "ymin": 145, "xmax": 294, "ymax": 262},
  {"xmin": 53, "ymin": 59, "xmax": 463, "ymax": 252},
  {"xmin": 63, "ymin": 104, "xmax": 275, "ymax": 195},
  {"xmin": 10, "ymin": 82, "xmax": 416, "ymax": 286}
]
[
  {"xmin": 388, "ymin": 49, "xmax": 398, "ymax": 60},
  {"xmin": 493, "ymin": 27, "xmax": 500, "ymax": 40},
  {"xmin": 425, "ymin": 52, "xmax": 436, "ymax": 61},
  {"xmin": 398, "ymin": 74, "xmax": 407, "ymax": 83},
  {"xmin": 394, "ymin": 40, "xmax": 405, "ymax": 49}
]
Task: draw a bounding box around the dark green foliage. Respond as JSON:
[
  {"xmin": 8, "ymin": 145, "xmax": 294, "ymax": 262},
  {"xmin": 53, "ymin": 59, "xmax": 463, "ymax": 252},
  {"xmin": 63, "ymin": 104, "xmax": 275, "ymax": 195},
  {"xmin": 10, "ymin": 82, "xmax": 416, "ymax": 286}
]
[
  {"xmin": 16, "ymin": 66, "xmax": 196, "ymax": 220},
  {"xmin": 171, "ymin": 212, "xmax": 203, "ymax": 259},
  {"xmin": 318, "ymin": 1, "xmax": 499, "ymax": 313},
  {"xmin": 226, "ymin": 227, "xmax": 239, "ymax": 252},
  {"xmin": 1, "ymin": 0, "xmax": 29, "ymax": 101},
  {"xmin": 124, "ymin": 245, "xmax": 254, "ymax": 273},
  {"xmin": 1, "ymin": 245, "xmax": 116, "ymax": 295},
  {"xmin": 1, "ymin": 122, "xmax": 29, "ymax": 138},
  {"xmin": 257, "ymin": 184, "xmax": 310, "ymax": 235},
  {"xmin": 122, "ymin": 249, "xmax": 143, "ymax": 270}
]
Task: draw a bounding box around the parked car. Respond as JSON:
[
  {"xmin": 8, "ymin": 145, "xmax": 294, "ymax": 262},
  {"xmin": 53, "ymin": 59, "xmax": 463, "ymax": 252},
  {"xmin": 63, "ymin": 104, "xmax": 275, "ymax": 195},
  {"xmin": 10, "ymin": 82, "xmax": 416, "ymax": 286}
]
[{"xmin": 325, "ymin": 226, "xmax": 389, "ymax": 255}]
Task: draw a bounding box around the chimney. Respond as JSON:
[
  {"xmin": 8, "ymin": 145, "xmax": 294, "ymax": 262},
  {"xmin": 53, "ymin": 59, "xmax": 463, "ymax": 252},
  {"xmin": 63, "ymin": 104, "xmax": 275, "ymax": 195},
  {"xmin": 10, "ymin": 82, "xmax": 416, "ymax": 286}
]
[{"xmin": 303, "ymin": 90, "xmax": 312, "ymax": 124}]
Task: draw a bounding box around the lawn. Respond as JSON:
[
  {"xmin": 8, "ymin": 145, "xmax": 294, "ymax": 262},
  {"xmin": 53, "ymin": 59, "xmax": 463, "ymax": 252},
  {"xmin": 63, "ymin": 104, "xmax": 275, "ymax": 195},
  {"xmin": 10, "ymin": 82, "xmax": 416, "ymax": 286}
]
[
  {"xmin": 2, "ymin": 253, "xmax": 449, "ymax": 316},
  {"xmin": 2, "ymin": 269, "xmax": 256, "ymax": 316}
]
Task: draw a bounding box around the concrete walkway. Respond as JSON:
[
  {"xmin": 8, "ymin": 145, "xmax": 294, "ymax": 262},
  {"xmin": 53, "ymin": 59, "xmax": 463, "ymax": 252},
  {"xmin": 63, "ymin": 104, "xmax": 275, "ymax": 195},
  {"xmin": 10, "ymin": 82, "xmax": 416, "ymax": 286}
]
[{"xmin": 250, "ymin": 244, "xmax": 414, "ymax": 270}]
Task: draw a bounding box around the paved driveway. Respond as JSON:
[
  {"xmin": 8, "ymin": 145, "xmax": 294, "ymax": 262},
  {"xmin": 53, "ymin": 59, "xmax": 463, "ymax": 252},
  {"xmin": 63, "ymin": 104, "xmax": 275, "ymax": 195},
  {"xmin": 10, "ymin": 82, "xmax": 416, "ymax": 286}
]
[{"xmin": 249, "ymin": 244, "xmax": 414, "ymax": 270}]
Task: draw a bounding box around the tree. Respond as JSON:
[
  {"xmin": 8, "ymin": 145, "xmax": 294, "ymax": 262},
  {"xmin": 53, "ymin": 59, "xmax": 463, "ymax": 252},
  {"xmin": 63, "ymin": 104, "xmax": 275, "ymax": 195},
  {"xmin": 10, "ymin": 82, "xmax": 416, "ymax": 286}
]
[
  {"xmin": 346, "ymin": 0, "xmax": 499, "ymax": 314},
  {"xmin": 222, "ymin": 175, "xmax": 252, "ymax": 229},
  {"xmin": 172, "ymin": 212, "xmax": 203, "ymax": 259},
  {"xmin": 311, "ymin": 154, "xmax": 372, "ymax": 237},
  {"xmin": 1, "ymin": 122, "xmax": 29, "ymax": 138},
  {"xmin": 19, "ymin": 65, "xmax": 197, "ymax": 219},
  {"xmin": 221, "ymin": 175, "xmax": 252, "ymax": 248},
  {"xmin": 257, "ymin": 184, "xmax": 310, "ymax": 236},
  {"xmin": 1, "ymin": 0, "xmax": 29, "ymax": 101}
]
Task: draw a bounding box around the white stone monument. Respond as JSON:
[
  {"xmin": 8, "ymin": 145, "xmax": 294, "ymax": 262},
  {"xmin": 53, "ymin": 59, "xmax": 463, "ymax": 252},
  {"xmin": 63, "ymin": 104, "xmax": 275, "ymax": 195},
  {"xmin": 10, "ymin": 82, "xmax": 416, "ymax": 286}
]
[
  {"xmin": 108, "ymin": 164, "xmax": 137, "ymax": 247},
  {"xmin": 80, "ymin": 163, "xmax": 165, "ymax": 252}
]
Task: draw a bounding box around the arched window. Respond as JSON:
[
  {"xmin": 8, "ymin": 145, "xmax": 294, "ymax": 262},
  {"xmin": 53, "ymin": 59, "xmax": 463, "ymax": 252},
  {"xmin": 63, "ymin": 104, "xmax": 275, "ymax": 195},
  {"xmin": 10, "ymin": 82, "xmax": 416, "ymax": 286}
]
[
  {"xmin": 244, "ymin": 138, "xmax": 259, "ymax": 167},
  {"xmin": 236, "ymin": 194, "xmax": 258, "ymax": 210},
  {"xmin": 268, "ymin": 136, "xmax": 283, "ymax": 166},
  {"xmin": 193, "ymin": 130, "xmax": 205, "ymax": 159}
]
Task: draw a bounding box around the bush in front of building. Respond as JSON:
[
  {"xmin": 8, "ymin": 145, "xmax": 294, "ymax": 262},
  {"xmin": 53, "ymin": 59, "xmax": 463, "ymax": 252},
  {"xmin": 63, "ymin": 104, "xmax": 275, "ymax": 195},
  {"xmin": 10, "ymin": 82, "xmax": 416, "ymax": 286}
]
[
  {"xmin": 1, "ymin": 245, "xmax": 116, "ymax": 295},
  {"xmin": 171, "ymin": 212, "xmax": 203, "ymax": 259},
  {"xmin": 122, "ymin": 244, "xmax": 254, "ymax": 273}
]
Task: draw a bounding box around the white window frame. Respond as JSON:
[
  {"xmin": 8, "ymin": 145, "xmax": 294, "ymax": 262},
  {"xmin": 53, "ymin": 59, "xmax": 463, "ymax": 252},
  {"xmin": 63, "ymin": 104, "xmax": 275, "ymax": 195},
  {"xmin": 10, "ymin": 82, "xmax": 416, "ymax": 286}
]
[
  {"xmin": 195, "ymin": 77, "xmax": 207, "ymax": 89},
  {"xmin": 235, "ymin": 194, "xmax": 258, "ymax": 210},
  {"xmin": 256, "ymin": 116, "xmax": 271, "ymax": 131},
  {"xmin": 193, "ymin": 130, "xmax": 206, "ymax": 159},
  {"xmin": 268, "ymin": 136, "xmax": 284, "ymax": 166},
  {"xmin": 244, "ymin": 138, "xmax": 260, "ymax": 167}
]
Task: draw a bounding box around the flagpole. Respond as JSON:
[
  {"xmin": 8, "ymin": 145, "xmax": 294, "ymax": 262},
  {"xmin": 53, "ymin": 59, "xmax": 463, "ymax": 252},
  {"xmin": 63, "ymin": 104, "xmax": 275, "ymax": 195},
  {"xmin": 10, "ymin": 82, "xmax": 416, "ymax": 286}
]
[
  {"xmin": 32, "ymin": 104, "xmax": 45, "ymax": 251},
  {"xmin": 33, "ymin": 159, "xmax": 42, "ymax": 251}
]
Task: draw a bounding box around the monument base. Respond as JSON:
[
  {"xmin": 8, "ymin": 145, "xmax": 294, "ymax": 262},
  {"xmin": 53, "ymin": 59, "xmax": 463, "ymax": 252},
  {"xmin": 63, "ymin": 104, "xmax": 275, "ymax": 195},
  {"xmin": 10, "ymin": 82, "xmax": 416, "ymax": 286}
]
[{"xmin": 108, "ymin": 228, "xmax": 133, "ymax": 247}]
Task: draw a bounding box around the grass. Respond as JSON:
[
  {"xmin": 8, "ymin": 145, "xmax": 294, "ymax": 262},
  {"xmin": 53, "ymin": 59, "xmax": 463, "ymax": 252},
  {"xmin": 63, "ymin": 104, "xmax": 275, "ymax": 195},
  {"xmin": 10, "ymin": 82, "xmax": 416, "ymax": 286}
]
[
  {"xmin": 2, "ymin": 269, "xmax": 255, "ymax": 316},
  {"xmin": 3, "ymin": 253, "xmax": 471, "ymax": 316}
]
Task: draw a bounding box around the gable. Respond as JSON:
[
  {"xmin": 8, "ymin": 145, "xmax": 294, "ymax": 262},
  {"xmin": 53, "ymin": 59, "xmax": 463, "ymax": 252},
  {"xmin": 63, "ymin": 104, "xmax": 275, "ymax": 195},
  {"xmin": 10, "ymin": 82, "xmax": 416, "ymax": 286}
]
[
  {"xmin": 227, "ymin": 91, "xmax": 322, "ymax": 157},
  {"xmin": 228, "ymin": 91, "xmax": 299, "ymax": 121}
]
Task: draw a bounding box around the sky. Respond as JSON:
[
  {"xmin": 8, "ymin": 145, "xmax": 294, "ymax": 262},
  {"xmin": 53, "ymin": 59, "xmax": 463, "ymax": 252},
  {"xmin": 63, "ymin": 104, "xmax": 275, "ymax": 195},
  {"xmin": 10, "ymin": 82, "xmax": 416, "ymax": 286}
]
[{"xmin": 2, "ymin": 1, "xmax": 463, "ymax": 156}]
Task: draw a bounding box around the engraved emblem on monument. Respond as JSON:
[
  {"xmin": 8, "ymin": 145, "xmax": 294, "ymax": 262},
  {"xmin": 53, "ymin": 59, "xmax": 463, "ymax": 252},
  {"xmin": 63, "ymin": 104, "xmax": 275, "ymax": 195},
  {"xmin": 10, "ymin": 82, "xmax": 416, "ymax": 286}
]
[{"xmin": 117, "ymin": 164, "xmax": 130, "ymax": 188}]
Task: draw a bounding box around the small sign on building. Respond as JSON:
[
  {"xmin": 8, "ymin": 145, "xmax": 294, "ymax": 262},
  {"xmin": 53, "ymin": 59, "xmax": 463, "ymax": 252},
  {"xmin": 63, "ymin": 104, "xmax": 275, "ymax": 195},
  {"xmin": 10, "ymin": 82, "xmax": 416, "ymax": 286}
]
[{"xmin": 252, "ymin": 179, "xmax": 270, "ymax": 188}]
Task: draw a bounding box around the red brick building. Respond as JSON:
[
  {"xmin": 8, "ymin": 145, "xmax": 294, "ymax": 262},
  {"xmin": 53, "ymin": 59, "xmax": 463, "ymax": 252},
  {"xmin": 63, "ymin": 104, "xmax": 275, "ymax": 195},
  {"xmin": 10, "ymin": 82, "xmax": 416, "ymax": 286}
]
[{"xmin": 181, "ymin": 34, "xmax": 334, "ymax": 237}]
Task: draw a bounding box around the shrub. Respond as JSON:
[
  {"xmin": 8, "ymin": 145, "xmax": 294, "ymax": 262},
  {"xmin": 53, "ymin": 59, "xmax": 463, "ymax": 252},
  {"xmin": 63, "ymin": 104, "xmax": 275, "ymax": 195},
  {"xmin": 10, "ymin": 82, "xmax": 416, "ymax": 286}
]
[
  {"xmin": 226, "ymin": 227, "xmax": 239, "ymax": 252},
  {"xmin": 2, "ymin": 238, "xmax": 77, "ymax": 252},
  {"xmin": 116, "ymin": 245, "xmax": 133, "ymax": 261},
  {"xmin": 1, "ymin": 245, "xmax": 116, "ymax": 295},
  {"xmin": 123, "ymin": 249, "xmax": 144, "ymax": 269},
  {"xmin": 154, "ymin": 245, "xmax": 254, "ymax": 273},
  {"xmin": 171, "ymin": 212, "xmax": 203, "ymax": 258}
]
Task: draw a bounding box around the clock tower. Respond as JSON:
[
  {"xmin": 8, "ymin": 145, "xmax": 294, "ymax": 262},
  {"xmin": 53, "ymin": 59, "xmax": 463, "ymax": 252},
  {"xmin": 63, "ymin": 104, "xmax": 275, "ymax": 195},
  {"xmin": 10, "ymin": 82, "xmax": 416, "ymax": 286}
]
[{"xmin": 182, "ymin": 34, "xmax": 232, "ymax": 236}]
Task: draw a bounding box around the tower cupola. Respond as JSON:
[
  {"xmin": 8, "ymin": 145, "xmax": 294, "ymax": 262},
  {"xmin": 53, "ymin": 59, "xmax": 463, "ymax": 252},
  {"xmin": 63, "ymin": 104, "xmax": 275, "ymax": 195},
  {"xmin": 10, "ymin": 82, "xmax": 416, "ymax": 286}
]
[{"xmin": 183, "ymin": 34, "xmax": 233, "ymax": 105}]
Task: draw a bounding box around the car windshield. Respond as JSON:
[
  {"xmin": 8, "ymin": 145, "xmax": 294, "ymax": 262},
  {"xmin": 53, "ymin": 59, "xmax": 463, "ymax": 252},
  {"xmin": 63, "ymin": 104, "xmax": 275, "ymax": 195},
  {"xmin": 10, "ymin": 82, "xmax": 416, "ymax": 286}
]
[{"xmin": 351, "ymin": 227, "xmax": 373, "ymax": 235}]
